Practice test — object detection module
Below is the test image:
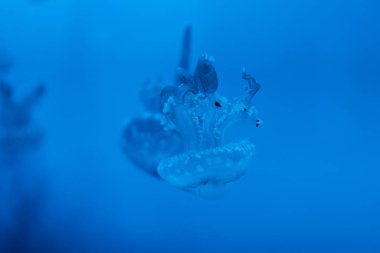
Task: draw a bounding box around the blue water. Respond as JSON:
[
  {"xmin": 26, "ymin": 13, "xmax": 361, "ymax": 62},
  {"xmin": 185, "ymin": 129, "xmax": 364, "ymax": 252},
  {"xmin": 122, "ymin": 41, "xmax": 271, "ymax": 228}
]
[{"xmin": 0, "ymin": 0, "xmax": 379, "ymax": 252}]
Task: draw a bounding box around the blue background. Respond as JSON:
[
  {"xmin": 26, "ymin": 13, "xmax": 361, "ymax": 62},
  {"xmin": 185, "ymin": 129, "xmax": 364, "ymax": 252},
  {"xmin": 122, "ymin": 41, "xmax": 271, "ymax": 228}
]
[{"xmin": 0, "ymin": 0, "xmax": 379, "ymax": 252}]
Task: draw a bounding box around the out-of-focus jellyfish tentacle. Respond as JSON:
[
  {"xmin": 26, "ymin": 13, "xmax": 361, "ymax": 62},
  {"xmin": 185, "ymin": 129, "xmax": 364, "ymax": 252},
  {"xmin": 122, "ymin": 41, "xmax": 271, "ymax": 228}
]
[
  {"xmin": 158, "ymin": 57, "xmax": 262, "ymax": 198},
  {"xmin": 175, "ymin": 26, "xmax": 192, "ymax": 85},
  {"xmin": 178, "ymin": 26, "xmax": 192, "ymax": 72}
]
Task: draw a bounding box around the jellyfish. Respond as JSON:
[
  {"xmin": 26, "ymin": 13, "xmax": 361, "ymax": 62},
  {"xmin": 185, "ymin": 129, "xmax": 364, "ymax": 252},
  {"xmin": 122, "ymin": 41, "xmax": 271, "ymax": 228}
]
[
  {"xmin": 158, "ymin": 54, "xmax": 262, "ymax": 198},
  {"xmin": 0, "ymin": 82, "xmax": 45, "ymax": 165},
  {"xmin": 121, "ymin": 26, "xmax": 192, "ymax": 177}
]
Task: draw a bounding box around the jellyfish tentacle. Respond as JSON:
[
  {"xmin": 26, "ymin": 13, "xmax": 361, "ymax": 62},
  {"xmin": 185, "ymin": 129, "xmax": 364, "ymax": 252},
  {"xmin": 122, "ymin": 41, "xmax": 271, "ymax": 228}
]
[
  {"xmin": 163, "ymin": 96, "xmax": 199, "ymax": 152},
  {"xmin": 175, "ymin": 26, "xmax": 192, "ymax": 85},
  {"xmin": 174, "ymin": 68, "xmax": 198, "ymax": 104},
  {"xmin": 176, "ymin": 68, "xmax": 197, "ymax": 91},
  {"xmin": 194, "ymin": 95, "xmax": 219, "ymax": 149},
  {"xmin": 215, "ymin": 101, "xmax": 258, "ymax": 145},
  {"xmin": 213, "ymin": 69, "xmax": 260, "ymax": 142},
  {"xmin": 160, "ymin": 85, "xmax": 177, "ymax": 108},
  {"xmin": 194, "ymin": 55, "xmax": 218, "ymax": 94},
  {"xmin": 178, "ymin": 26, "xmax": 192, "ymax": 72},
  {"xmin": 242, "ymin": 68, "xmax": 261, "ymax": 107},
  {"xmin": 176, "ymin": 68, "xmax": 193, "ymax": 85}
]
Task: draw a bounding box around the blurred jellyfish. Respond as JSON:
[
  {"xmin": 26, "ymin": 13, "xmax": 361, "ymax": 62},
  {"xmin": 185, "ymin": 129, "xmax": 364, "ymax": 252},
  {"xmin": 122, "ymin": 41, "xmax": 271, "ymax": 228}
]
[
  {"xmin": 0, "ymin": 47, "xmax": 13, "ymax": 79},
  {"xmin": 121, "ymin": 27, "xmax": 192, "ymax": 177},
  {"xmin": 0, "ymin": 82, "xmax": 45, "ymax": 166},
  {"xmin": 158, "ymin": 55, "xmax": 262, "ymax": 198},
  {"xmin": 122, "ymin": 85, "xmax": 184, "ymax": 177}
]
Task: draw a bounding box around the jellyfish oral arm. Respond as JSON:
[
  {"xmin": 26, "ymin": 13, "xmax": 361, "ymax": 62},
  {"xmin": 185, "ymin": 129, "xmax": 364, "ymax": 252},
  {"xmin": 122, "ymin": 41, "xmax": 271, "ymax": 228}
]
[{"xmin": 242, "ymin": 68, "xmax": 261, "ymax": 107}]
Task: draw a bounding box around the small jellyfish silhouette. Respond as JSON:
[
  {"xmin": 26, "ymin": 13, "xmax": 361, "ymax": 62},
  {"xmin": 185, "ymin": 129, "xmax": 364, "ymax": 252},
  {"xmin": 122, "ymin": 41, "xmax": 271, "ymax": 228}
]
[
  {"xmin": 121, "ymin": 27, "xmax": 192, "ymax": 177},
  {"xmin": 158, "ymin": 55, "xmax": 262, "ymax": 198},
  {"xmin": 0, "ymin": 82, "xmax": 45, "ymax": 165}
]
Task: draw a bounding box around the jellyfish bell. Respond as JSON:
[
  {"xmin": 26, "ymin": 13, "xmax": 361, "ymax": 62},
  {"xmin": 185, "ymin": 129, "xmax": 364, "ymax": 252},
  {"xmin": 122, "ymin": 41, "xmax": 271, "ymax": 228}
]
[
  {"xmin": 158, "ymin": 139, "xmax": 255, "ymax": 198},
  {"xmin": 158, "ymin": 55, "xmax": 262, "ymax": 198},
  {"xmin": 122, "ymin": 113, "xmax": 183, "ymax": 177},
  {"xmin": 122, "ymin": 77, "xmax": 184, "ymax": 178}
]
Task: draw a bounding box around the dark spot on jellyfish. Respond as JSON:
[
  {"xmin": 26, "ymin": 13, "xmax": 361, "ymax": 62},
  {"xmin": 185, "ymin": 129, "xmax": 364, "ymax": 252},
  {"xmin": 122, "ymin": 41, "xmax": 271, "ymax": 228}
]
[
  {"xmin": 214, "ymin": 101, "xmax": 221, "ymax": 107},
  {"xmin": 256, "ymin": 119, "xmax": 260, "ymax": 127},
  {"xmin": 244, "ymin": 108, "xmax": 247, "ymax": 112}
]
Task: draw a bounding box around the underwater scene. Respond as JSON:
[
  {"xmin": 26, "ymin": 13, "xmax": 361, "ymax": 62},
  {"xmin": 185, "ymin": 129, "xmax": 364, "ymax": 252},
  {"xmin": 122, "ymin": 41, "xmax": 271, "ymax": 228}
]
[{"xmin": 0, "ymin": 0, "xmax": 379, "ymax": 252}]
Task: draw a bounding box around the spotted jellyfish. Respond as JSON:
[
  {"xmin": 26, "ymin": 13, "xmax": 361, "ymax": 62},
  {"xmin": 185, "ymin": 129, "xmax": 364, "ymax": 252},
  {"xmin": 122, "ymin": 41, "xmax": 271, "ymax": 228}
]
[{"xmin": 158, "ymin": 55, "xmax": 262, "ymax": 198}]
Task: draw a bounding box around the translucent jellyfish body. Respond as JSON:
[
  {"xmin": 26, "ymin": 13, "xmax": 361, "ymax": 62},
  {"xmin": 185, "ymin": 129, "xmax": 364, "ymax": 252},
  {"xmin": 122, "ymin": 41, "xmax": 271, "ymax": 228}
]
[
  {"xmin": 122, "ymin": 76, "xmax": 187, "ymax": 178},
  {"xmin": 122, "ymin": 111, "xmax": 183, "ymax": 177},
  {"xmin": 0, "ymin": 83, "xmax": 45, "ymax": 165},
  {"xmin": 158, "ymin": 55, "xmax": 261, "ymax": 198},
  {"xmin": 121, "ymin": 27, "xmax": 191, "ymax": 177}
]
